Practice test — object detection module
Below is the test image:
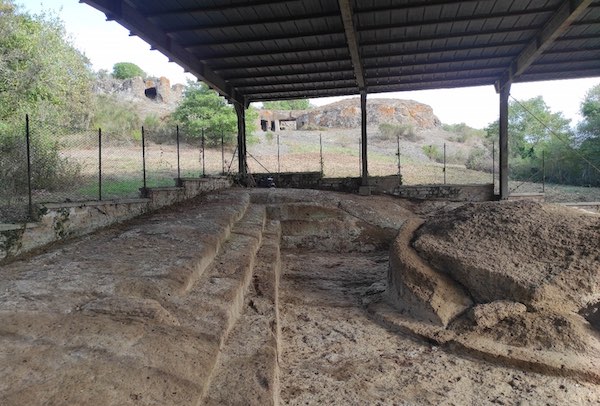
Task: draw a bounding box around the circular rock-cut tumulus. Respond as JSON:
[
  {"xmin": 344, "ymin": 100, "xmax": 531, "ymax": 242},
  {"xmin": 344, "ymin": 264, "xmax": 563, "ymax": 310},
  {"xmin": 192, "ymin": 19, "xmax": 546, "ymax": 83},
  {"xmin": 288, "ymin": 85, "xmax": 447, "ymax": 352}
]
[
  {"xmin": 413, "ymin": 200, "xmax": 600, "ymax": 314},
  {"xmin": 376, "ymin": 200, "xmax": 600, "ymax": 383}
]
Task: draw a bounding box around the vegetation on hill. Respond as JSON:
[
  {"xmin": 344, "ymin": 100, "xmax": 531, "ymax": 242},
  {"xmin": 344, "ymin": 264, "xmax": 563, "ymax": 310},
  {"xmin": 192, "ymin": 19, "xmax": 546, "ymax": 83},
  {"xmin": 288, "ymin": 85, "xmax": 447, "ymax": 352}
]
[
  {"xmin": 111, "ymin": 62, "xmax": 146, "ymax": 80},
  {"xmin": 486, "ymin": 95, "xmax": 599, "ymax": 186},
  {"xmin": 0, "ymin": 0, "xmax": 94, "ymax": 194},
  {"xmin": 0, "ymin": 0, "xmax": 598, "ymax": 196},
  {"xmin": 172, "ymin": 81, "xmax": 258, "ymax": 146},
  {"xmin": 262, "ymin": 99, "xmax": 311, "ymax": 110},
  {"xmin": 0, "ymin": 0, "xmax": 93, "ymax": 130}
]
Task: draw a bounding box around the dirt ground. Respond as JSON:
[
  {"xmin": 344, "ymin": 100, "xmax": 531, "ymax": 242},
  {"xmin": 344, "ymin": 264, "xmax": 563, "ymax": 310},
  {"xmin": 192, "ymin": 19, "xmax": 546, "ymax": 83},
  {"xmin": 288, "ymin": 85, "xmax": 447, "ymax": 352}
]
[
  {"xmin": 1, "ymin": 188, "xmax": 599, "ymax": 405},
  {"xmin": 278, "ymin": 251, "xmax": 600, "ymax": 405}
]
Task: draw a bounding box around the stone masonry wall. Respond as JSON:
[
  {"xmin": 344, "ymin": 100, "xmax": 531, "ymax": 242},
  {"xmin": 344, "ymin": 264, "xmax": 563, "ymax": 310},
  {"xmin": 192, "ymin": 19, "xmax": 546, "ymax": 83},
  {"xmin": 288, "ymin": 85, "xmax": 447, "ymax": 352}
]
[{"xmin": 0, "ymin": 177, "xmax": 231, "ymax": 263}]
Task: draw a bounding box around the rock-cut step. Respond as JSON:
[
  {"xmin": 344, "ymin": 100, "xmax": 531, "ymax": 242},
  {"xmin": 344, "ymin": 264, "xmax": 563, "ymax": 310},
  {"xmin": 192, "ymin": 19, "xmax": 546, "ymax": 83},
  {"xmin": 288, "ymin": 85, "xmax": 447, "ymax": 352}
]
[
  {"xmin": 0, "ymin": 192, "xmax": 273, "ymax": 406},
  {"xmin": 203, "ymin": 219, "xmax": 282, "ymax": 406}
]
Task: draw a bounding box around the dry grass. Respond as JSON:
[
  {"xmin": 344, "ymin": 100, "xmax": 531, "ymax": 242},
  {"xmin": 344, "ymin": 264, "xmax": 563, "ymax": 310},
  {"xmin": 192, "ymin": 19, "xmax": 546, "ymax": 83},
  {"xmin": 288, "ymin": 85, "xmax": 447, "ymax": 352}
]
[{"xmin": 24, "ymin": 128, "xmax": 600, "ymax": 205}]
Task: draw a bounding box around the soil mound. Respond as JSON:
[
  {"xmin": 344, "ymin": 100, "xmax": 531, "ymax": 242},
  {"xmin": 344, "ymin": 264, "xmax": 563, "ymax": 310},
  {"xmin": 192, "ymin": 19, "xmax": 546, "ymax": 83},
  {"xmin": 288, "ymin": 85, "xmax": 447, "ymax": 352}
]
[
  {"xmin": 381, "ymin": 200, "xmax": 600, "ymax": 382},
  {"xmin": 413, "ymin": 200, "xmax": 600, "ymax": 313}
]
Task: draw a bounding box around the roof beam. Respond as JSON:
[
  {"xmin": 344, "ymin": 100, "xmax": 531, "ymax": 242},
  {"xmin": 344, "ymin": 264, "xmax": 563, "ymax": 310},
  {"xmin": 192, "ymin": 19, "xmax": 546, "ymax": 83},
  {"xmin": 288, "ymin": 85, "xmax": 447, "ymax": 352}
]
[
  {"xmin": 249, "ymin": 86, "xmax": 359, "ymax": 101},
  {"xmin": 79, "ymin": 0, "xmax": 241, "ymax": 104},
  {"xmin": 361, "ymin": 40, "xmax": 527, "ymax": 61},
  {"xmin": 194, "ymin": 43, "xmax": 348, "ymax": 61},
  {"xmin": 165, "ymin": 11, "xmax": 339, "ymax": 34},
  {"xmin": 355, "ymin": 0, "xmax": 487, "ymax": 14},
  {"xmin": 496, "ymin": 0, "xmax": 594, "ymax": 91},
  {"xmin": 181, "ymin": 30, "xmax": 345, "ymax": 48},
  {"xmin": 361, "ymin": 25, "xmax": 542, "ymax": 47},
  {"xmin": 224, "ymin": 67, "xmax": 352, "ymax": 81},
  {"xmin": 367, "ymin": 64, "xmax": 506, "ymax": 79},
  {"xmin": 212, "ymin": 56, "xmax": 349, "ymax": 72},
  {"xmin": 231, "ymin": 71, "xmax": 356, "ymax": 87},
  {"xmin": 367, "ymin": 76, "xmax": 498, "ymax": 93},
  {"xmin": 516, "ymin": 67, "xmax": 600, "ymax": 81},
  {"xmin": 359, "ymin": 7, "xmax": 556, "ymax": 33},
  {"xmin": 364, "ymin": 53, "xmax": 517, "ymax": 71},
  {"xmin": 238, "ymin": 79, "xmax": 359, "ymax": 93},
  {"xmin": 144, "ymin": 0, "xmax": 296, "ymax": 18},
  {"xmin": 338, "ymin": 0, "xmax": 365, "ymax": 90}
]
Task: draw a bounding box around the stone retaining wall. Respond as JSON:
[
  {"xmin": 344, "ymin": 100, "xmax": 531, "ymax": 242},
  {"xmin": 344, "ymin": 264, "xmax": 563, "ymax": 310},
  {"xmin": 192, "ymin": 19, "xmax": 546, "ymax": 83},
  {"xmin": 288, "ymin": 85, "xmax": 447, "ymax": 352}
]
[
  {"xmin": 393, "ymin": 184, "xmax": 494, "ymax": 202},
  {"xmin": 253, "ymin": 172, "xmax": 493, "ymax": 202},
  {"xmin": 0, "ymin": 177, "xmax": 231, "ymax": 262}
]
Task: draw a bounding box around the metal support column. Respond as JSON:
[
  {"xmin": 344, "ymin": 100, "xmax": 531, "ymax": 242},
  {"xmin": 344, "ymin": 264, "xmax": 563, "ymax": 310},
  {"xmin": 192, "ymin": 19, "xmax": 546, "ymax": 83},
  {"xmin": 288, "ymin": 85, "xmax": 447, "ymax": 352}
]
[
  {"xmin": 234, "ymin": 103, "xmax": 247, "ymax": 177},
  {"xmin": 360, "ymin": 90, "xmax": 368, "ymax": 186},
  {"xmin": 499, "ymin": 83, "xmax": 511, "ymax": 200}
]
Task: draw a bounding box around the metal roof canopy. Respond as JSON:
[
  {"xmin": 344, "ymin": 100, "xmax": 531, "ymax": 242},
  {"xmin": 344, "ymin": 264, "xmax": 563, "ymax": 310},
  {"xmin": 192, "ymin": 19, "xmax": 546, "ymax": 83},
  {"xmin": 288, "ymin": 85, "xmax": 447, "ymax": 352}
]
[
  {"xmin": 79, "ymin": 0, "xmax": 600, "ymax": 106},
  {"xmin": 80, "ymin": 0, "xmax": 600, "ymax": 198}
]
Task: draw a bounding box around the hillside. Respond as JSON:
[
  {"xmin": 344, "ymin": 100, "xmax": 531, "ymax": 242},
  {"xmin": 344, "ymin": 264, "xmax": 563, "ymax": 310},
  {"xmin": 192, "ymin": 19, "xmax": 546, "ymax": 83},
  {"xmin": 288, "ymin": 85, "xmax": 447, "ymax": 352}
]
[
  {"xmin": 297, "ymin": 98, "xmax": 441, "ymax": 130},
  {"xmin": 93, "ymin": 75, "xmax": 185, "ymax": 119}
]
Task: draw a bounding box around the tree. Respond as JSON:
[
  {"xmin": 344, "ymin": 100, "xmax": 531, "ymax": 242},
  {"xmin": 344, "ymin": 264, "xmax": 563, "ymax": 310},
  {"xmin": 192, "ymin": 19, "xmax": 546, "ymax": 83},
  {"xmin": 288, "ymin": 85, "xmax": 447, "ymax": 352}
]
[
  {"xmin": 0, "ymin": 0, "xmax": 94, "ymax": 195},
  {"xmin": 577, "ymin": 84, "xmax": 600, "ymax": 185},
  {"xmin": 486, "ymin": 96, "xmax": 572, "ymax": 159},
  {"xmin": 172, "ymin": 81, "xmax": 257, "ymax": 146},
  {"xmin": 111, "ymin": 62, "xmax": 146, "ymax": 80},
  {"xmin": 0, "ymin": 0, "xmax": 94, "ymax": 129},
  {"xmin": 485, "ymin": 96, "xmax": 578, "ymax": 184},
  {"xmin": 578, "ymin": 84, "xmax": 600, "ymax": 140},
  {"xmin": 262, "ymin": 99, "xmax": 311, "ymax": 110}
]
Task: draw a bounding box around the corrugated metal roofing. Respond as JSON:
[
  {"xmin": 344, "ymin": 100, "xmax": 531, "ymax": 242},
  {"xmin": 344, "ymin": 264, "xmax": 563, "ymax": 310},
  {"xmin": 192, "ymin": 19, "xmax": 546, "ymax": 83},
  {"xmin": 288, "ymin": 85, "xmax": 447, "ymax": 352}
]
[{"xmin": 81, "ymin": 0, "xmax": 600, "ymax": 105}]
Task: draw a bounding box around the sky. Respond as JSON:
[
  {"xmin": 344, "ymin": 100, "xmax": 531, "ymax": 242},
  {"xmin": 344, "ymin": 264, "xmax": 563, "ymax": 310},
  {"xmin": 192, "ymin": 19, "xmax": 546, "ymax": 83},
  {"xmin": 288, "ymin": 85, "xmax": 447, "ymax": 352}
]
[{"xmin": 16, "ymin": 0, "xmax": 600, "ymax": 129}]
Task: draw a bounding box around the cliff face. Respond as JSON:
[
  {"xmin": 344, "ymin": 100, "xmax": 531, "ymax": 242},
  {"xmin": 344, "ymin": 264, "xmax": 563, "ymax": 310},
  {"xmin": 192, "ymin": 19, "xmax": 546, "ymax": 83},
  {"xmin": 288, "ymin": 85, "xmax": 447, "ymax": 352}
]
[
  {"xmin": 297, "ymin": 98, "xmax": 441, "ymax": 130},
  {"xmin": 93, "ymin": 76, "xmax": 184, "ymax": 105}
]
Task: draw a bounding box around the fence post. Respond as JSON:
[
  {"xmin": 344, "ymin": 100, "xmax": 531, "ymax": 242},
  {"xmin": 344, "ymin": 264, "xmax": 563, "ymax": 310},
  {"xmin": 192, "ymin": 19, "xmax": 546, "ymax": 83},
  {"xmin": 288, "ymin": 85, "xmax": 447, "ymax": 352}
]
[
  {"xmin": 277, "ymin": 133, "xmax": 281, "ymax": 174},
  {"xmin": 396, "ymin": 134, "xmax": 401, "ymax": 184},
  {"xmin": 201, "ymin": 128, "xmax": 206, "ymax": 177},
  {"xmin": 542, "ymin": 150, "xmax": 546, "ymax": 193},
  {"xmin": 319, "ymin": 133, "xmax": 324, "ymax": 176},
  {"xmin": 221, "ymin": 129, "xmax": 225, "ymax": 175},
  {"xmin": 98, "ymin": 128, "xmax": 102, "ymax": 200},
  {"xmin": 492, "ymin": 142, "xmax": 496, "ymax": 189},
  {"xmin": 25, "ymin": 114, "xmax": 33, "ymax": 219},
  {"xmin": 176, "ymin": 125, "xmax": 181, "ymax": 185},
  {"xmin": 142, "ymin": 126, "xmax": 147, "ymax": 194},
  {"xmin": 443, "ymin": 143, "xmax": 447, "ymax": 184}
]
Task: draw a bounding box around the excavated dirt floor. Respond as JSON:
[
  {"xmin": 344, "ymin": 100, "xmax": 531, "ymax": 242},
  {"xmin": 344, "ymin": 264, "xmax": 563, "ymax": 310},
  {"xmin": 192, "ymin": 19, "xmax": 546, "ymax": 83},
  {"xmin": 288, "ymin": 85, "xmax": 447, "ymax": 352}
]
[
  {"xmin": 0, "ymin": 188, "xmax": 599, "ymax": 405},
  {"xmin": 278, "ymin": 251, "xmax": 600, "ymax": 405}
]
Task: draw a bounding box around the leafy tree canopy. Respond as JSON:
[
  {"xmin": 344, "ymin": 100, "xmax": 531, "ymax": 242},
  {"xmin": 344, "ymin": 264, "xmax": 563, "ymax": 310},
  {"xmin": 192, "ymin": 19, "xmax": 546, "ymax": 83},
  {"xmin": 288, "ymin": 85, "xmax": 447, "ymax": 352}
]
[
  {"xmin": 112, "ymin": 62, "xmax": 146, "ymax": 80},
  {"xmin": 0, "ymin": 0, "xmax": 94, "ymax": 129},
  {"xmin": 578, "ymin": 83, "xmax": 600, "ymax": 140},
  {"xmin": 262, "ymin": 99, "xmax": 311, "ymax": 110},
  {"xmin": 576, "ymin": 84, "xmax": 600, "ymax": 179},
  {"xmin": 486, "ymin": 96, "xmax": 572, "ymax": 159},
  {"xmin": 172, "ymin": 81, "xmax": 257, "ymax": 146}
]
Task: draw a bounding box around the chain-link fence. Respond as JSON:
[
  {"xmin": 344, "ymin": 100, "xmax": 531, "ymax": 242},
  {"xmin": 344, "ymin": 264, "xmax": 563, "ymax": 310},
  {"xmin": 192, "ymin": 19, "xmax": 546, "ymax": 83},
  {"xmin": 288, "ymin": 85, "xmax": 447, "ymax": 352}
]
[{"xmin": 0, "ymin": 116, "xmax": 239, "ymax": 223}]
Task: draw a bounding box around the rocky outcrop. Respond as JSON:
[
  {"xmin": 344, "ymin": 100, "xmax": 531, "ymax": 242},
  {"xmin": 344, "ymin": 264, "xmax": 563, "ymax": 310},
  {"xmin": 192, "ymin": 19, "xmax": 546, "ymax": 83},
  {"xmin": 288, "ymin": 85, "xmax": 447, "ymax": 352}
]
[
  {"xmin": 296, "ymin": 98, "xmax": 441, "ymax": 130},
  {"xmin": 93, "ymin": 75, "xmax": 184, "ymax": 105}
]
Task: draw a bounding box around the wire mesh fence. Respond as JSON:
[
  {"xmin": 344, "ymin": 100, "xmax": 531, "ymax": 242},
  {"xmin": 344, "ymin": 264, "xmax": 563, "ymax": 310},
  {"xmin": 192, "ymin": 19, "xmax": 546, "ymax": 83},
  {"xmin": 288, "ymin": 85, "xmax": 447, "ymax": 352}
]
[{"xmin": 0, "ymin": 116, "xmax": 240, "ymax": 223}]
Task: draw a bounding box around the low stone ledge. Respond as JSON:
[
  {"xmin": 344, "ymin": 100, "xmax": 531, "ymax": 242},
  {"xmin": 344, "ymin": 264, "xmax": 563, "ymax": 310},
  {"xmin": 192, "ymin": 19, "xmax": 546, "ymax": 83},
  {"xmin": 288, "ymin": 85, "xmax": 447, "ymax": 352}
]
[{"xmin": 1, "ymin": 176, "xmax": 232, "ymax": 263}]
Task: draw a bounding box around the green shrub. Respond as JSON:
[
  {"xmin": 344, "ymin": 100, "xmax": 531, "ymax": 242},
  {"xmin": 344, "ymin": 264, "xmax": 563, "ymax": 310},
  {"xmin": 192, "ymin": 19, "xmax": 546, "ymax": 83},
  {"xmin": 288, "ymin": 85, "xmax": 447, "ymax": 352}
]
[
  {"xmin": 378, "ymin": 123, "xmax": 419, "ymax": 141},
  {"xmin": 91, "ymin": 94, "xmax": 142, "ymax": 142},
  {"xmin": 422, "ymin": 145, "xmax": 443, "ymax": 162},
  {"xmin": 443, "ymin": 123, "xmax": 485, "ymax": 143},
  {"xmin": 112, "ymin": 62, "xmax": 146, "ymax": 80},
  {"xmin": 466, "ymin": 147, "xmax": 493, "ymax": 172},
  {"xmin": 143, "ymin": 115, "xmax": 176, "ymax": 144},
  {"xmin": 0, "ymin": 127, "xmax": 82, "ymax": 196}
]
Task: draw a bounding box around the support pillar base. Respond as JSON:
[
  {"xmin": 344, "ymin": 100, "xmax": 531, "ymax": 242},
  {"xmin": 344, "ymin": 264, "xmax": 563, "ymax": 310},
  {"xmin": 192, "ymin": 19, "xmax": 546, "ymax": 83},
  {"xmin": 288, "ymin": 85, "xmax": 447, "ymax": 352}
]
[{"xmin": 359, "ymin": 185, "xmax": 372, "ymax": 196}]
